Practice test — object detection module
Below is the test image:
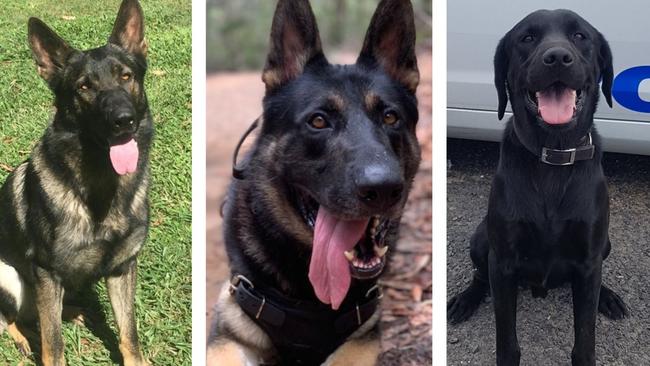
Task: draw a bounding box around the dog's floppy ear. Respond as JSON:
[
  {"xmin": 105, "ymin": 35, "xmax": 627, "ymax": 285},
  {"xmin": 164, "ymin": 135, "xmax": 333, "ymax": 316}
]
[
  {"xmin": 109, "ymin": 0, "xmax": 147, "ymax": 57},
  {"xmin": 494, "ymin": 36, "xmax": 510, "ymax": 120},
  {"xmin": 262, "ymin": 0, "xmax": 324, "ymax": 91},
  {"xmin": 597, "ymin": 32, "xmax": 613, "ymax": 108},
  {"xmin": 28, "ymin": 18, "xmax": 74, "ymax": 85},
  {"xmin": 357, "ymin": 0, "xmax": 419, "ymax": 93}
]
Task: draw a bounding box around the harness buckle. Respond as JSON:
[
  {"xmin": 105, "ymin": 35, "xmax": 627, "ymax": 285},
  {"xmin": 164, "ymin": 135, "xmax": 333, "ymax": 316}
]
[
  {"xmin": 229, "ymin": 274, "xmax": 254, "ymax": 295},
  {"xmin": 365, "ymin": 284, "xmax": 383, "ymax": 299}
]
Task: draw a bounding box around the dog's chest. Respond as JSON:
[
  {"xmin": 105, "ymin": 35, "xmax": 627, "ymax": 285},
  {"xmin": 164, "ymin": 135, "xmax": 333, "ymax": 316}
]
[
  {"xmin": 510, "ymin": 219, "xmax": 596, "ymax": 288},
  {"xmin": 43, "ymin": 179, "xmax": 149, "ymax": 283}
]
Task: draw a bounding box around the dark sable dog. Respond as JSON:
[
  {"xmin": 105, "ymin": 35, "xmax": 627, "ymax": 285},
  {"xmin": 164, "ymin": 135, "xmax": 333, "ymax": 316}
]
[
  {"xmin": 208, "ymin": 0, "xmax": 420, "ymax": 365},
  {"xmin": 447, "ymin": 9, "xmax": 628, "ymax": 366},
  {"xmin": 0, "ymin": 1, "xmax": 152, "ymax": 365}
]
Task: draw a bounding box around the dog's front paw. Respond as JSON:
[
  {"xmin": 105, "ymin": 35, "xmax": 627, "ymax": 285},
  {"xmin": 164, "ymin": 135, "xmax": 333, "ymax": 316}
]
[
  {"xmin": 123, "ymin": 356, "xmax": 151, "ymax": 366},
  {"xmin": 598, "ymin": 285, "xmax": 629, "ymax": 320}
]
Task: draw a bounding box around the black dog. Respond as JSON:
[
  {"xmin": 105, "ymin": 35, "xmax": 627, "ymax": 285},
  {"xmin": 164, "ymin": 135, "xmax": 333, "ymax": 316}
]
[
  {"xmin": 447, "ymin": 9, "xmax": 627, "ymax": 366},
  {"xmin": 0, "ymin": 1, "xmax": 152, "ymax": 365},
  {"xmin": 208, "ymin": 0, "xmax": 420, "ymax": 365}
]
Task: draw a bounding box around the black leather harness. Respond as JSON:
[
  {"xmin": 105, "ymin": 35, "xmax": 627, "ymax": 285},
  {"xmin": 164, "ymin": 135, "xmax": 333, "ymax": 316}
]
[{"xmin": 229, "ymin": 275, "xmax": 381, "ymax": 365}]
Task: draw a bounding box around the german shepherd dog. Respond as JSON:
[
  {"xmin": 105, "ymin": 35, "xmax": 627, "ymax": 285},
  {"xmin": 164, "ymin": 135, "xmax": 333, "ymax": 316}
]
[
  {"xmin": 208, "ymin": 0, "xmax": 420, "ymax": 365},
  {"xmin": 0, "ymin": 1, "xmax": 152, "ymax": 365},
  {"xmin": 447, "ymin": 10, "xmax": 627, "ymax": 365}
]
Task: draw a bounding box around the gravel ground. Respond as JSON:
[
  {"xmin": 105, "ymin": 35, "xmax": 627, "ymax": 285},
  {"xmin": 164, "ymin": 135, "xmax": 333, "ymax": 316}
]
[{"xmin": 447, "ymin": 138, "xmax": 650, "ymax": 365}]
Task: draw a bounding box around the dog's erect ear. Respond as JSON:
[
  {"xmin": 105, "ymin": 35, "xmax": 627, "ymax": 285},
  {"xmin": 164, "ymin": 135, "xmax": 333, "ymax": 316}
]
[
  {"xmin": 262, "ymin": 0, "xmax": 324, "ymax": 91},
  {"xmin": 109, "ymin": 0, "xmax": 147, "ymax": 57},
  {"xmin": 494, "ymin": 36, "xmax": 510, "ymax": 120},
  {"xmin": 597, "ymin": 32, "xmax": 613, "ymax": 108},
  {"xmin": 357, "ymin": 0, "xmax": 419, "ymax": 93},
  {"xmin": 28, "ymin": 18, "xmax": 74, "ymax": 84}
]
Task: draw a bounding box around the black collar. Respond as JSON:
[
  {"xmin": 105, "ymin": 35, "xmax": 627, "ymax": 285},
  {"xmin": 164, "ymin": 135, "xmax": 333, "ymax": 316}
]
[
  {"xmin": 540, "ymin": 132, "xmax": 595, "ymax": 166},
  {"xmin": 229, "ymin": 275, "xmax": 381, "ymax": 365}
]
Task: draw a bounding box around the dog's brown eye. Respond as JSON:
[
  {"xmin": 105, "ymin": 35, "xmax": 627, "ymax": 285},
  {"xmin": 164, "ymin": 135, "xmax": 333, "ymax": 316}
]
[
  {"xmin": 383, "ymin": 111, "xmax": 398, "ymax": 125},
  {"xmin": 79, "ymin": 83, "xmax": 90, "ymax": 91},
  {"xmin": 521, "ymin": 35, "xmax": 534, "ymax": 43},
  {"xmin": 574, "ymin": 32, "xmax": 585, "ymax": 40},
  {"xmin": 309, "ymin": 115, "xmax": 327, "ymax": 129},
  {"xmin": 121, "ymin": 73, "xmax": 132, "ymax": 81}
]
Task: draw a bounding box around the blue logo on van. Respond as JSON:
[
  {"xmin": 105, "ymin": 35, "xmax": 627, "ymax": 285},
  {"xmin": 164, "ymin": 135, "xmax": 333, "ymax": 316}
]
[{"xmin": 612, "ymin": 66, "xmax": 650, "ymax": 113}]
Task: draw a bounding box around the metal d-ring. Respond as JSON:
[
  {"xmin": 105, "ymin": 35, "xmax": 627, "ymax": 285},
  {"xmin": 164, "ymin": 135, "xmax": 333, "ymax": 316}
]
[
  {"xmin": 229, "ymin": 274, "xmax": 254, "ymax": 295},
  {"xmin": 365, "ymin": 284, "xmax": 383, "ymax": 299}
]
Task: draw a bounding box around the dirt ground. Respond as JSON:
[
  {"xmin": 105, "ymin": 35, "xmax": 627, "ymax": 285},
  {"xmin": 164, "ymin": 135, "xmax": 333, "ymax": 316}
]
[
  {"xmin": 447, "ymin": 138, "xmax": 650, "ymax": 365},
  {"xmin": 206, "ymin": 50, "xmax": 432, "ymax": 364}
]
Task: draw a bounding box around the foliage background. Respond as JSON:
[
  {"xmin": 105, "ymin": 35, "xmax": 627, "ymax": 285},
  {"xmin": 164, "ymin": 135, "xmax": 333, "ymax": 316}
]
[{"xmin": 207, "ymin": 0, "xmax": 432, "ymax": 72}]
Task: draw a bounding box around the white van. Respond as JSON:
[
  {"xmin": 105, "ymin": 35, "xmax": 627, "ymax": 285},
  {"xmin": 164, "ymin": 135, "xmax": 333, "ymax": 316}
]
[{"xmin": 448, "ymin": 0, "xmax": 650, "ymax": 155}]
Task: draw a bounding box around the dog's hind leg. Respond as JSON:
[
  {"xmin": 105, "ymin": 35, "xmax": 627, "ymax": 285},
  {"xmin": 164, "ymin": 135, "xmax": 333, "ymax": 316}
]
[
  {"xmin": 0, "ymin": 260, "xmax": 31, "ymax": 356},
  {"xmin": 598, "ymin": 284, "xmax": 629, "ymax": 320},
  {"xmin": 7, "ymin": 322, "xmax": 31, "ymax": 356},
  {"xmin": 448, "ymin": 218, "xmax": 490, "ymax": 323},
  {"xmin": 106, "ymin": 260, "xmax": 150, "ymax": 366}
]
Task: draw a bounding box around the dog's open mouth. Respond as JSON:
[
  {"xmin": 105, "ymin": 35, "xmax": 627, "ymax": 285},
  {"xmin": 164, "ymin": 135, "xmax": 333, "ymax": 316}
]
[
  {"xmin": 297, "ymin": 192, "xmax": 390, "ymax": 310},
  {"xmin": 526, "ymin": 82, "xmax": 584, "ymax": 125}
]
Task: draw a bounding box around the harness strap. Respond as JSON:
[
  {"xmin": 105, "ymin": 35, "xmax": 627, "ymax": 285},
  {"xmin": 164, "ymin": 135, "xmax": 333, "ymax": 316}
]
[
  {"xmin": 232, "ymin": 117, "xmax": 261, "ymax": 180},
  {"xmin": 231, "ymin": 275, "xmax": 380, "ymax": 365}
]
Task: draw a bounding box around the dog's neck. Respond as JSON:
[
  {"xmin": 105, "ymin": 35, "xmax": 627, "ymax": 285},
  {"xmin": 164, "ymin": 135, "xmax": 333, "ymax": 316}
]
[
  {"xmin": 511, "ymin": 116, "xmax": 595, "ymax": 161},
  {"xmin": 38, "ymin": 121, "xmax": 150, "ymax": 221}
]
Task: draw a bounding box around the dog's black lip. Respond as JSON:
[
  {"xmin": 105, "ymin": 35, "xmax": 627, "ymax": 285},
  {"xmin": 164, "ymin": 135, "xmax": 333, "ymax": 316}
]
[
  {"xmin": 109, "ymin": 133, "xmax": 138, "ymax": 147},
  {"xmin": 350, "ymin": 255, "xmax": 386, "ymax": 279}
]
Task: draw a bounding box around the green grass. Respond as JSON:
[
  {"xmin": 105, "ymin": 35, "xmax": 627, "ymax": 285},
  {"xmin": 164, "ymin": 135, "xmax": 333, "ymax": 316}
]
[{"xmin": 0, "ymin": 0, "xmax": 191, "ymax": 364}]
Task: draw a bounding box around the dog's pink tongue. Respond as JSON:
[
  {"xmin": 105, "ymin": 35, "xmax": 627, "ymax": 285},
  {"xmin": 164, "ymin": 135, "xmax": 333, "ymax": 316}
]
[
  {"xmin": 536, "ymin": 88, "xmax": 576, "ymax": 125},
  {"xmin": 308, "ymin": 207, "xmax": 368, "ymax": 310},
  {"xmin": 109, "ymin": 139, "xmax": 139, "ymax": 175}
]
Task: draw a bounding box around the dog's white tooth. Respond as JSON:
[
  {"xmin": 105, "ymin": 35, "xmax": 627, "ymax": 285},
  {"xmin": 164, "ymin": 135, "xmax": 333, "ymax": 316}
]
[
  {"xmin": 344, "ymin": 250, "xmax": 355, "ymax": 262},
  {"xmin": 374, "ymin": 245, "xmax": 388, "ymax": 257}
]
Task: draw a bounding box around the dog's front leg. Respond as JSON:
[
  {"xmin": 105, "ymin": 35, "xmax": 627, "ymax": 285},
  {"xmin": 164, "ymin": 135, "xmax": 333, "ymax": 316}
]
[
  {"xmin": 34, "ymin": 266, "xmax": 66, "ymax": 366},
  {"xmin": 570, "ymin": 262, "xmax": 602, "ymax": 366},
  {"xmin": 325, "ymin": 336, "xmax": 380, "ymax": 366},
  {"xmin": 106, "ymin": 260, "xmax": 150, "ymax": 366},
  {"xmin": 488, "ymin": 249, "xmax": 520, "ymax": 366}
]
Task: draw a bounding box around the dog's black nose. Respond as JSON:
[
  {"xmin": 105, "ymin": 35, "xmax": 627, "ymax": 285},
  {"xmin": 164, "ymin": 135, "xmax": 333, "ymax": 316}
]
[
  {"xmin": 356, "ymin": 165, "xmax": 404, "ymax": 211},
  {"xmin": 112, "ymin": 111, "xmax": 136, "ymax": 132},
  {"xmin": 542, "ymin": 47, "xmax": 574, "ymax": 67}
]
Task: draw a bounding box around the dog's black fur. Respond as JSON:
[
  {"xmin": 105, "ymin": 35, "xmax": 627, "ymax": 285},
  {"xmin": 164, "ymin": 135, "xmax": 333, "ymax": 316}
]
[
  {"xmin": 208, "ymin": 0, "xmax": 420, "ymax": 365},
  {"xmin": 0, "ymin": 1, "xmax": 152, "ymax": 365},
  {"xmin": 447, "ymin": 9, "xmax": 627, "ymax": 366}
]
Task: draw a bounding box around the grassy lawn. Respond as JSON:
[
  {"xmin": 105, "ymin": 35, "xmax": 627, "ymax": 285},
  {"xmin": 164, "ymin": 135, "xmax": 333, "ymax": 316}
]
[{"xmin": 0, "ymin": 0, "xmax": 191, "ymax": 364}]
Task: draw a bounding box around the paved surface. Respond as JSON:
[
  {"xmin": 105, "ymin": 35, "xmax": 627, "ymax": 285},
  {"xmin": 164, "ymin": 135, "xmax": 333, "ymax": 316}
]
[{"xmin": 447, "ymin": 138, "xmax": 650, "ymax": 365}]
